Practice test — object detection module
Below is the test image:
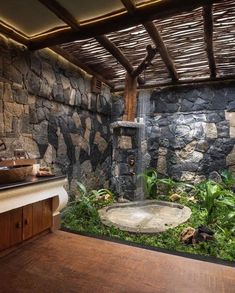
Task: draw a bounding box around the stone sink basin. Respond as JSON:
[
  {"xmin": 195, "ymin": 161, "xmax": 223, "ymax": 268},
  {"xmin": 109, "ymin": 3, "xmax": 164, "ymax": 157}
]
[
  {"xmin": 0, "ymin": 165, "xmax": 33, "ymax": 185},
  {"xmin": 99, "ymin": 200, "xmax": 191, "ymax": 233}
]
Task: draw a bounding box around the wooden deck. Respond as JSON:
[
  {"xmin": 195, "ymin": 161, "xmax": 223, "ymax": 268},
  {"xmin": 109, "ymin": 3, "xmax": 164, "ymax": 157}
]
[{"xmin": 0, "ymin": 231, "xmax": 234, "ymax": 293}]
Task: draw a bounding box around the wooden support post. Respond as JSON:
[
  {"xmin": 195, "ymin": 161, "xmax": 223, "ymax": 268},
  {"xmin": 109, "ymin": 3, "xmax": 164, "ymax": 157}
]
[{"xmin": 123, "ymin": 73, "xmax": 137, "ymax": 121}]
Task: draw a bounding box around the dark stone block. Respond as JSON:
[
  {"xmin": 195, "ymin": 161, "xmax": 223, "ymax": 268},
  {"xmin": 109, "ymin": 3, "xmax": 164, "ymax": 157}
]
[
  {"xmin": 48, "ymin": 117, "xmax": 58, "ymax": 150},
  {"xmin": 199, "ymin": 158, "xmax": 226, "ymax": 174},
  {"xmin": 227, "ymin": 100, "xmax": 235, "ymax": 112},
  {"xmin": 192, "ymin": 98, "xmax": 209, "ymax": 111},
  {"xmin": 30, "ymin": 54, "xmax": 42, "ymax": 76},
  {"xmin": 21, "ymin": 114, "xmax": 31, "ymax": 134},
  {"xmin": 53, "ymin": 84, "xmax": 64, "ymax": 103},
  {"xmin": 211, "ymin": 90, "xmax": 228, "ymax": 110},
  {"xmin": 196, "ymin": 140, "xmax": 209, "ymax": 153},
  {"xmin": 159, "ymin": 138, "xmax": 170, "ymax": 148},
  {"xmin": 217, "ymin": 121, "xmax": 229, "ymax": 138},
  {"xmin": 119, "ymin": 163, "xmax": 130, "ymax": 175},
  {"xmin": 59, "ymin": 117, "xmax": 76, "ymax": 164},
  {"xmin": 157, "ymin": 117, "xmax": 169, "ymax": 127},
  {"xmin": 13, "ymin": 87, "xmax": 28, "ymax": 104},
  {"xmin": 25, "ymin": 71, "xmax": 41, "ymax": 96},
  {"xmin": 75, "ymin": 91, "xmax": 82, "ymax": 106},
  {"xmin": 193, "ymin": 124, "xmax": 204, "ymax": 139},
  {"xmin": 29, "ymin": 110, "xmax": 38, "ymax": 124},
  {"xmin": 207, "ymin": 112, "xmax": 223, "ymax": 123},
  {"xmin": 38, "ymin": 144, "xmax": 48, "ymax": 158},
  {"xmin": 36, "ymin": 107, "xmax": 46, "ymax": 122},
  {"xmin": 112, "ymin": 98, "xmax": 124, "ymax": 121}
]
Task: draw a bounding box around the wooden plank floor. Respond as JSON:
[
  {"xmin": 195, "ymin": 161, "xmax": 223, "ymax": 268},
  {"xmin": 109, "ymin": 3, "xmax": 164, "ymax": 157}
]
[{"xmin": 0, "ymin": 231, "xmax": 234, "ymax": 293}]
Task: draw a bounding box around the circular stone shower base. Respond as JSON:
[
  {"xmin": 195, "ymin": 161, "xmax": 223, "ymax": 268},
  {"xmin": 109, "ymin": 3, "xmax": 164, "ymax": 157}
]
[{"xmin": 99, "ymin": 200, "xmax": 192, "ymax": 233}]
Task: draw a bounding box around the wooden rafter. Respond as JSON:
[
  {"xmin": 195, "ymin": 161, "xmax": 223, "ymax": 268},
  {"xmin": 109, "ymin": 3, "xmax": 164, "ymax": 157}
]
[
  {"xmin": 121, "ymin": 0, "xmax": 136, "ymax": 15},
  {"xmin": 121, "ymin": 0, "xmax": 178, "ymax": 81},
  {"xmin": 144, "ymin": 21, "xmax": 179, "ymax": 81},
  {"xmin": 38, "ymin": 0, "xmax": 116, "ymax": 87},
  {"xmin": 29, "ymin": 0, "xmax": 223, "ymax": 50},
  {"xmin": 203, "ymin": 5, "xmax": 216, "ymax": 78},
  {"xmin": 51, "ymin": 46, "xmax": 113, "ymax": 88},
  {"xmin": 132, "ymin": 45, "xmax": 157, "ymax": 78},
  {"xmin": 95, "ymin": 35, "xmax": 144, "ymax": 85},
  {"xmin": 38, "ymin": 0, "xmax": 80, "ymax": 31}
]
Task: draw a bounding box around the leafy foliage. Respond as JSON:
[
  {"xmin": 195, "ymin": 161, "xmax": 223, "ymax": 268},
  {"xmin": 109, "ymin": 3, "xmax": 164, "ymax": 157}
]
[
  {"xmin": 220, "ymin": 170, "xmax": 235, "ymax": 188},
  {"xmin": 139, "ymin": 169, "xmax": 158, "ymax": 198},
  {"xmin": 62, "ymin": 177, "xmax": 235, "ymax": 262},
  {"xmin": 196, "ymin": 180, "xmax": 235, "ymax": 225}
]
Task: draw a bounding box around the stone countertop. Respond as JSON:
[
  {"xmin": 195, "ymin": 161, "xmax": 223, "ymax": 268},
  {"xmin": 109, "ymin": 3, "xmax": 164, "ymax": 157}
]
[{"xmin": 0, "ymin": 175, "xmax": 67, "ymax": 191}]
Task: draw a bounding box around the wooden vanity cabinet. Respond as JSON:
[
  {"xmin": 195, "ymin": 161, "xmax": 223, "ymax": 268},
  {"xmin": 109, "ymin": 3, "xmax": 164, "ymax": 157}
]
[{"xmin": 0, "ymin": 198, "xmax": 53, "ymax": 252}]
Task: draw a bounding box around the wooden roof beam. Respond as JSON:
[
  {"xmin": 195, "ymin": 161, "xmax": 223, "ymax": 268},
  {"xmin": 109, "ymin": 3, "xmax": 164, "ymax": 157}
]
[
  {"xmin": 143, "ymin": 21, "xmax": 179, "ymax": 81},
  {"xmin": 203, "ymin": 4, "xmax": 216, "ymax": 78},
  {"xmin": 112, "ymin": 75, "xmax": 235, "ymax": 92},
  {"xmin": 38, "ymin": 1, "xmax": 116, "ymax": 88},
  {"xmin": 121, "ymin": 0, "xmax": 136, "ymax": 15},
  {"xmin": 95, "ymin": 35, "xmax": 145, "ymax": 85},
  {"xmin": 51, "ymin": 45, "xmax": 114, "ymax": 88},
  {"xmin": 29, "ymin": 0, "xmax": 223, "ymax": 50},
  {"xmin": 38, "ymin": 0, "xmax": 80, "ymax": 31},
  {"xmin": 132, "ymin": 45, "xmax": 157, "ymax": 78}
]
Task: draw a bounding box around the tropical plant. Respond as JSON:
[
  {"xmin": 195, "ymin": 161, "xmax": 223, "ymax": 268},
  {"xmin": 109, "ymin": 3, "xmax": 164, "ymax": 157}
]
[
  {"xmin": 220, "ymin": 170, "xmax": 235, "ymax": 188},
  {"xmin": 63, "ymin": 182, "xmax": 114, "ymax": 224},
  {"xmin": 140, "ymin": 169, "xmax": 196, "ymax": 198},
  {"xmin": 139, "ymin": 169, "xmax": 158, "ymax": 198},
  {"xmin": 196, "ymin": 180, "xmax": 235, "ymax": 224}
]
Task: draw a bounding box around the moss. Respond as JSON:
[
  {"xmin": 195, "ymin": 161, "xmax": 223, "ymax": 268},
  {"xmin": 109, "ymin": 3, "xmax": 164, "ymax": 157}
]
[{"xmin": 62, "ymin": 196, "xmax": 235, "ymax": 262}]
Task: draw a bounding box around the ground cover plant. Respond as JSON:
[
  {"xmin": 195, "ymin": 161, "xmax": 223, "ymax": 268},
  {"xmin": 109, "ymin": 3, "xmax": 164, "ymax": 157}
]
[{"xmin": 62, "ymin": 171, "xmax": 235, "ymax": 262}]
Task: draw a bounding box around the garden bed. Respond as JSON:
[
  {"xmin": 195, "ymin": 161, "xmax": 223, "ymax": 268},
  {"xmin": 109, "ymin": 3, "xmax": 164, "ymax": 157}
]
[{"xmin": 62, "ymin": 173, "xmax": 235, "ymax": 262}]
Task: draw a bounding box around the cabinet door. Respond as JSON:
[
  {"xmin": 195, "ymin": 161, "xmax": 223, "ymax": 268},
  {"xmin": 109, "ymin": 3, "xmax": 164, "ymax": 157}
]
[
  {"xmin": 32, "ymin": 199, "xmax": 52, "ymax": 235},
  {"xmin": 23, "ymin": 205, "xmax": 33, "ymax": 241},
  {"xmin": 0, "ymin": 212, "xmax": 11, "ymax": 251},
  {"xmin": 42, "ymin": 198, "xmax": 52, "ymax": 230},
  {"xmin": 9, "ymin": 208, "xmax": 23, "ymax": 247}
]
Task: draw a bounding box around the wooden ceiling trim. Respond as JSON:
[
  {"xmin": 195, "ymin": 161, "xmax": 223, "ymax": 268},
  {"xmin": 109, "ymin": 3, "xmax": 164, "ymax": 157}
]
[
  {"xmin": 144, "ymin": 21, "xmax": 179, "ymax": 81},
  {"xmin": 95, "ymin": 35, "xmax": 144, "ymax": 85},
  {"xmin": 203, "ymin": 4, "xmax": 216, "ymax": 78},
  {"xmin": 51, "ymin": 45, "xmax": 114, "ymax": 88},
  {"xmin": 0, "ymin": 23, "xmax": 29, "ymax": 46},
  {"xmin": 38, "ymin": 0, "xmax": 80, "ymax": 31},
  {"xmin": 29, "ymin": 0, "xmax": 223, "ymax": 50}
]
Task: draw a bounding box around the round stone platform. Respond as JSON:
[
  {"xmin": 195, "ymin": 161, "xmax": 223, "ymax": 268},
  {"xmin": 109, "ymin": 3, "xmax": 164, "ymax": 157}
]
[{"xmin": 99, "ymin": 200, "xmax": 191, "ymax": 233}]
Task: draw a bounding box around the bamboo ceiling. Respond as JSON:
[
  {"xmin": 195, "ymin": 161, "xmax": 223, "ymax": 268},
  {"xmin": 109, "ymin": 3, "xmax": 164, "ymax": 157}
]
[
  {"xmin": 0, "ymin": 0, "xmax": 234, "ymax": 90},
  {"xmin": 59, "ymin": 0, "xmax": 235, "ymax": 89}
]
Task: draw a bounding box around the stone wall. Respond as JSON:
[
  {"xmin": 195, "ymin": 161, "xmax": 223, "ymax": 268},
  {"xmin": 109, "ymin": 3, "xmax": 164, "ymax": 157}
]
[
  {"xmin": 0, "ymin": 35, "xmax": 112, "ymax": 195},
  {"xmin": 143, "ymin": 82, "xmax": 235, "ymax": 181},
  {"xmin": 111, "ymin": 121, "xmax": 144, "ymax": 201}
]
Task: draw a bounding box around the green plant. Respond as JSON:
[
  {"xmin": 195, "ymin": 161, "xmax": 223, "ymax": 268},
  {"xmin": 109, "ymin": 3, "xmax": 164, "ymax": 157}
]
[
  {"xmin": 139, "ymin": 169, "xmax": 158, "ymax": 198},
  {"xmin": 196, "ymin": 180, "xmax": 235, "ymax": 224},
  {"xmin": 156, "ymin": 177, "xmax": 178, "ymax": 195},
  {"xmin": 62, "ymin": 182, "xmax": 114, "ymax": 226},
  {"xmin": 62, "ymin": 180, "xmax": 235, "ymax": 262},
  {"xmin": 220, "ymin": 170, "xmax": 235, "ymax": 188}
]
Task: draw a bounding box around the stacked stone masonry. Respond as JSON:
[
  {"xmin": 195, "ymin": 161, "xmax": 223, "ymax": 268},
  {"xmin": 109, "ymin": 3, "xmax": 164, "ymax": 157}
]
[
  {"xmin": 0, "ymin": 35, "xmax": 112, "ymax": 196},
  {"xmin": 144, "ymin": 82, "xmax": 235, "ymax": 181}
]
